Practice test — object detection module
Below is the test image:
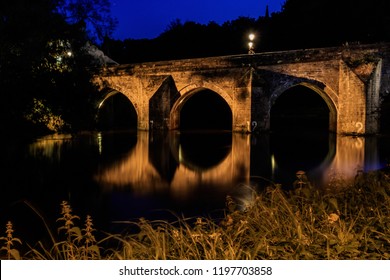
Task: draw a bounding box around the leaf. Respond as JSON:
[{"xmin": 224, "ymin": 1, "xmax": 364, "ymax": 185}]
[
  {"xmin": 89, "ymin": 245, "xmax": 101, "ymax": 254},
  {"xmin": 70, "ymin": 227, "xmax": 82, "ymax": 238},
  {"xmin": 12, "ymin": 238, "xmax": 22, "ymax": 245},
  {"xmin": 10, "ymin": 249, "xmax": 21, "ymax": 260}
]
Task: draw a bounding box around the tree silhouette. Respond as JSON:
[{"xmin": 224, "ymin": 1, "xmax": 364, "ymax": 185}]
[{"xmin": 104, "ymin": 0, "xmax": 390, "ymax": 63}]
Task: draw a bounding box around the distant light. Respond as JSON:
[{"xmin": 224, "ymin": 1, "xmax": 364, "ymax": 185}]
[
  {"xmin": 67, "ymin": 51, "xmax": 73, "ymax": 57},
  {"xmin": 248, "ymin": 33, "xmax": 256, "ymax": 54}
]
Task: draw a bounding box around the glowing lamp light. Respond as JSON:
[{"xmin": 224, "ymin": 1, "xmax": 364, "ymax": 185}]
[{"xmin": 248, "ymin": 33, "xmax": 255, "ymax": 54}]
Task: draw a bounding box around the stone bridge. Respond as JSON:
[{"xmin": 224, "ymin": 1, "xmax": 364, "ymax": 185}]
[{"xmin": 93, "ymin": 43, "xmax": 390, "ymax": 134}]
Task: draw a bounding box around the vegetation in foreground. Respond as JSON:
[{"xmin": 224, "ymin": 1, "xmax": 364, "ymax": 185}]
[{"xmin": 1, "ymin": 169, "xmax": 390, "ymax": 260}]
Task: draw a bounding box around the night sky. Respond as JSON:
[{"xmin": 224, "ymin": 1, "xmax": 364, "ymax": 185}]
[{"xmin": 110, "ymin": 0, "xmax": 284, "ymax": 40}]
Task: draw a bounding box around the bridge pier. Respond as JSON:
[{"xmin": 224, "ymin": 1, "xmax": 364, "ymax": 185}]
[
  {"xmin": 337, "ymin": 58, "xmax": 383, "ymax": 135},
  {"xmin": 232, "ymin": 86, "xmax": 253, "ymax": 133}
]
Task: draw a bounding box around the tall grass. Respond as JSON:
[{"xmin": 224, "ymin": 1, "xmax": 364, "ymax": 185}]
[{"xmin": 1, "ymin": 169, "xmax": 389, "ymax": 260}]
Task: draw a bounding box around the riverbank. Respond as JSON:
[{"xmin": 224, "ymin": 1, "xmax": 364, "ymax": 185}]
[{"xmin": 1, "ymin": 168, "xmax": 389, "ymax": 260}]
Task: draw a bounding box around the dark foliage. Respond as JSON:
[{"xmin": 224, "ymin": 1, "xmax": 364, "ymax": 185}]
[
  {"xmin": 102, "ymin": 0, "xmax": 390, "ymax": 64},
  {"xmin": 0, "ymin": 0, "xmax": 116, "ymax": 136}
]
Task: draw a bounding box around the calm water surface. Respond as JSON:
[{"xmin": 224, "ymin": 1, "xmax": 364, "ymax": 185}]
[{"xmin": 1, "ymin": 130, "xmax": 389, "ymax": 242}]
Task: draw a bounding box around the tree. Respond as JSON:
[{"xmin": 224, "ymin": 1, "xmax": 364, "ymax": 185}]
[
  {"xmin": 275, "ymin": 0, "xmax": 390, "ymax": 49},
  {"xmin": 0, "ymin": 0, "xmax": 68, "ymax": 132},
  {"xmin": 57, "ymin": 0, "xmax": 117, "ymax": 43},
  {"xmin": 0, "ymin": 0, "xmax": 116, "ymax": 135}
]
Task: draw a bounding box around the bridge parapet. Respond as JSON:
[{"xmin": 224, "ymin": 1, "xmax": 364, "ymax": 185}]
[{"xmin": 99, "ymin": 43, "xmax": 388, "ymax": 73}]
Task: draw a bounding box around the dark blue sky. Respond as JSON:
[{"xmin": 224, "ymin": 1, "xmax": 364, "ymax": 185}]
[{"xmin": 110, "ymin": 0, "xmax": 284, "ymax": 40}]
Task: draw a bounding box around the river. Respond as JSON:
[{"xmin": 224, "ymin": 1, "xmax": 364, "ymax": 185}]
[{"xmin": 1, "ymin": 130, "xmax": 389, "ymax": 243}]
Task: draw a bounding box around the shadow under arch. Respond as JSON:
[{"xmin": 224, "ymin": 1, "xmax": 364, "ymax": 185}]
[
  {"xmin": 270, "ymin": 82, "xmax": 338, "ymax": 133},
  {"xmin": 170, "ymin": 86, "xmax": 233, "ymax": 131},
  {"xmin": 96, "ymin": 89, "xmax": 138, "ymax": 131}
]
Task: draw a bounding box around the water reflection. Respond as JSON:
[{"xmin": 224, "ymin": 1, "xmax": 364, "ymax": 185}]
[
  {"xmin": 95, "ymin": 131, "xmax": 250, "ymax": 201},
  {"xmin": 28, "ymin": 133, "xmax": 73, "ymax": 161},
  {"xmin": 92, "ymin": 131, "xmax": 386, "ymax": 195},
  {"xmin": 19, "ymin": 129, "xmax": 388, "ymax": 227},
  {"xmin": 2, "ymin": 129, "xmax": 383, "ymax": 241},
  {"xmin": 251, "ymin": 133, "xmax": 385, "ymax": 189},
  {"xmin": 268, "ymin": 132, "xmax": 332, "ymax": 186},
  {"xmin": 177, "ymin": 132, "xmax": 232, "ymax": 171},
  {"xmin": 317, "ymin": 135, "xmax": 382, "ymax": 188},
  {"xmin": 27, "ymin": 131, "xmax": 387, "ymax": 198}
]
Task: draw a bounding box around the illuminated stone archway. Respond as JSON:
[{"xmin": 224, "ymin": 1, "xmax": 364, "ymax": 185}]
[{"xmin": 96, "ymin": 89, "xmax": 138, "ymax": 130}]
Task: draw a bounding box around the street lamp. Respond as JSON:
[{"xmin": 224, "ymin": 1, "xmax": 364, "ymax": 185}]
[{"xmin": 248, "ymin": 33, "xmax": 255, "ymax": 54}]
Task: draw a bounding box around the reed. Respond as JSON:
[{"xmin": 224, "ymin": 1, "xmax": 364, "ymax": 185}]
[{"xmin": 1, "ymin": 169, "xmax": 389, "ymax": 260}]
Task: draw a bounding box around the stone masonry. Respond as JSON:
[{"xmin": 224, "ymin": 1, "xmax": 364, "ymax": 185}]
[{"xmin": 93, "ymin": 43, "xmax": 390, "ymax": 135}]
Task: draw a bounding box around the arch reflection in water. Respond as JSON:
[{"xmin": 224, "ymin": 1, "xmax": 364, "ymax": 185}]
[
  {"xmin": 175, "ymin": 131, "xmax": 232, "ymax": 171},
  {"xmin": 251, "ymin": 133, "xmax": 382, "ymax": 189},
  {"xmin": 95, "ymin": 132, "xmax": 384, "ymax": 199},
  {"xmin": 94, "ymin": 131, "xmax": 250, "ymax": 201},
  {"xmin": 268, "ymin": 132, "xmax": 332, "ymax": 185},
  {"xmin": 316, "ymin": 135, "xmax": 381, "ymax": 188},
  {"xmin": 23, "ymin": 129, "xmax": 385, "ymax": 228}
]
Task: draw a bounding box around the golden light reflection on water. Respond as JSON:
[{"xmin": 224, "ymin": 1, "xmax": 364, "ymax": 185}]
[
  {"xmin": 96, "ymin": 132, "xmax": 167, "ymax": 193},
  {"xmin": 327, "ymin": 136, "xmax": 365, "ymax": 177},
  {"xmin": 27, "ymin": 131, "xmax": 382, "ymax": 194},
  {"xmin": 315, "ymin": 135, "xmax": 379, "ymax": 188},
  {"xmin": 28, "ymin": 133, "xmax": 73, "ymax": 161},
  {"xmin": 95, "ymin": 132, "xmax": 251, "ymax": 200}
]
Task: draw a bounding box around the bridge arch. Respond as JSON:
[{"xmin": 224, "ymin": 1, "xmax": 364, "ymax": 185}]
[
  {"xmin": 96, "ymin": 88, "xmax": 138, "ymax": 130},
  {"xmin": 270, "ymin": 82, "xmax": 338, "ymax": 132},
  {"xmin": 170, "ymin": 85, "xmax": 233, "ymax": 130}
]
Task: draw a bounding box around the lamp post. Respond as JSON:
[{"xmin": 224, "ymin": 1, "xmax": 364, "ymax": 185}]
[{"xmin": 248, "ymin": 33, "xmax": 255, "ymax": 54}]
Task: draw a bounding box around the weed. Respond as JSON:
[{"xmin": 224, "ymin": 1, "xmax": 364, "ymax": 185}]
[
  {"xmin": 0, "ymin": 221, "xmax": 22, "ymax": 260},
  {"xmin": 2, "ymin": 168, "xmax": 390, "ymax": 260}
]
